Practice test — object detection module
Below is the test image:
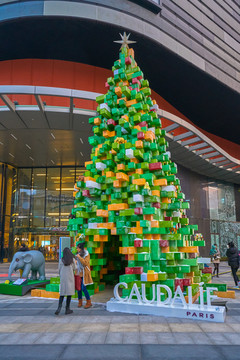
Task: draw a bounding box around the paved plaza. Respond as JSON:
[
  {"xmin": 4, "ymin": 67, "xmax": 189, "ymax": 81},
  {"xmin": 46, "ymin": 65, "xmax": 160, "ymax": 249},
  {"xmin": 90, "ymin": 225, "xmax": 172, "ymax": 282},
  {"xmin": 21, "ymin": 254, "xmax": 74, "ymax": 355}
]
[{"xmin": 1, "ymin": 262, "xmax": 240, "ymax": 359}]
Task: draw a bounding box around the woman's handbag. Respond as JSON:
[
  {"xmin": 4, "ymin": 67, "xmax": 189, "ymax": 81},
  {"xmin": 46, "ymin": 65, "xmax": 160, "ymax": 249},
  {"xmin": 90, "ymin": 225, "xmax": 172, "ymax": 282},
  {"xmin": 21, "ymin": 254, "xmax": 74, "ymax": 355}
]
[{"xmin": 74, "ymin": 275, "xmax": 82, "ymax": 291}]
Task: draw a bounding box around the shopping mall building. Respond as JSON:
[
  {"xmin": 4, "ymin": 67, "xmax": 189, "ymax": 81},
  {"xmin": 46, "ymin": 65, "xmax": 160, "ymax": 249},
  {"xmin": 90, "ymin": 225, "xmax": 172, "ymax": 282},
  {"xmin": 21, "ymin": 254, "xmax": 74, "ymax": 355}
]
[{"xmin": 0, "ymin": 0, "xmax": 239, "ymax": 261}]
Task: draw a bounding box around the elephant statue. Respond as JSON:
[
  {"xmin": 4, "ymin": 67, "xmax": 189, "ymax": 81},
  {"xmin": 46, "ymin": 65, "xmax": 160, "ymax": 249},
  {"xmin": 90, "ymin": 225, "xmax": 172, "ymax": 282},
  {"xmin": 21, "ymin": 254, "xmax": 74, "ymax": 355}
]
[{"xmin": 8, "ymin": 250, "xmax": 46, "ymax": 281}]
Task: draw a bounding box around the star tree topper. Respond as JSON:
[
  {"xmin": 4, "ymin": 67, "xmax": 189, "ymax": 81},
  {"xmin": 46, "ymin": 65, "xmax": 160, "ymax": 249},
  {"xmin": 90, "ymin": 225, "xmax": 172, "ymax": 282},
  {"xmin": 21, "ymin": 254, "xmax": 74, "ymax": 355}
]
[{"xmin": 114, "ymin": 32, "xmax": 136, "ymax": 49}]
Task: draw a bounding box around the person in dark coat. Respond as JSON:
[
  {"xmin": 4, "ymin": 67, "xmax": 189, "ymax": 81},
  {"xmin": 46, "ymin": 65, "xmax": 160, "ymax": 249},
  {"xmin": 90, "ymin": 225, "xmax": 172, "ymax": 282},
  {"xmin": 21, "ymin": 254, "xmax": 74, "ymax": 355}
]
[
  {"xmin": 226, "ymin": 242, "xmax": 240, "ymax": 286},
  {"xmin": 19, "ymin": 243, "xmax": 29, "ymax": 252}
]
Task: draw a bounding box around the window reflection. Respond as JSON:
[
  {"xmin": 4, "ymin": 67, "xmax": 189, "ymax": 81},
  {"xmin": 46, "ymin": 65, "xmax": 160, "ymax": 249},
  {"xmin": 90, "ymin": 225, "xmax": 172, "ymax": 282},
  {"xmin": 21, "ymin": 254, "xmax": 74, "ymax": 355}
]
[
  {"xmin": 60, "ymin": 167, "xmax": 75, "ymax": 225},
  {"xmin": 0, "ymin": 163, "xmax": 17, "ymax": 260},
  {"xmin": 32, "ymin": 168, "xmax": 46, "ymax": 227},
  {"xmin": 45, "ymin": 168, "xmax": 60, "ymax": 227},
  {"xmin": 16, "ymin": 168, "xmax": 32, "ymax": 228},
  {"xmin": 11, "ymin": 166, "xmax": 85, "ymax": 260},
  {"xmin": 2, "ymin": 162, "xmax": 239, "ymax": 260},
  {"xmin": 208, "ymin": 183, "xmax": 236, "ymax": 221}
]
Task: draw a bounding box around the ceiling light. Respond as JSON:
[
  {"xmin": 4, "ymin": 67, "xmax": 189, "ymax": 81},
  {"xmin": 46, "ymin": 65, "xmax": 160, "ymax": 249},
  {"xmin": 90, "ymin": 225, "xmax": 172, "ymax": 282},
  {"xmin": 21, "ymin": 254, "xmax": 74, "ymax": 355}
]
[
  {"xmin": 0, "ymin": 141, "xmax": 3, "ymax": 145},
  {"xmin": 51, "ymin": 160, "xmax": 55, "ymax": 164},
  {"xmin": 29, "ymin": 156, "xmax": 34, "ymax": 161},
  {"xmin": 80, "ymin": 152, "xmax": 83, "ymax": 156},
  {"xmin": 51, "ymin": 133, "xmax": 55, "ymax": 139},
  {"xmin": 26, "ymin": 144, "xmax": 31, "ymax": 149},
  {"xmin": 48, "ymin": 212, "xmax": 70, "ymax": 216},
  {"xmin": 36, "ymin": 174, "xmax": 46, "ymax": 176},
  {"xmin": 11, "ymin": 134, "xmax": 17, "ymax": 140},
  {"xmin": 9, "ymin": 153, "xmax": 15, "ymax": 158},
  {"xmin": 55, "ymin": 188, "xmax": 73, "ymax": 191},
  {"xmin": 80, "ymin": 138, "xmax": 83, "ymax": 144},
  {"xmin": 69, "ymin": 169, "xmax": 85, "ymax": 172},
  {"xmin": 54, "ymin": 148, "xmax": 58, "ymax": 153}
]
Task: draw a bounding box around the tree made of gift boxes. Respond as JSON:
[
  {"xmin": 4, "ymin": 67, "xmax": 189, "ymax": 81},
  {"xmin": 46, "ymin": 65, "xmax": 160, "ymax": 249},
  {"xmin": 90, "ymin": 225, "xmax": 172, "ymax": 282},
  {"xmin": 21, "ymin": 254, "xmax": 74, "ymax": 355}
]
[{"xmin": 68, "ymin": 34, "xmax": 212, "ymax": 300}]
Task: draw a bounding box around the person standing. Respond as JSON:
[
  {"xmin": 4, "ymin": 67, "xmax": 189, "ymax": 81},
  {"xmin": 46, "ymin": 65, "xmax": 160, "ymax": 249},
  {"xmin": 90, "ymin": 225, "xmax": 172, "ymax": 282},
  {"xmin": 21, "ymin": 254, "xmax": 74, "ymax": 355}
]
[
  {"xmin": 19, "ymin": 243, "xmax": 29, "ymax": 252},
  {"xmin": 209, "ymin": 244, "xmax": 217, "ymax": 257},
  {"xmin": 212, "ymin": 243, "xmax": 220, "ymax": 277},
  {"xmin": 226, "ymin": 242, "xmax": 240, "ymax": 287},
  {"xmin": 55, "ymin": 247, "xmax": 76, "ymax": 315},
  {"xmin": 76, "ymin": 242, "xmax": 93, "ymax": 309}
]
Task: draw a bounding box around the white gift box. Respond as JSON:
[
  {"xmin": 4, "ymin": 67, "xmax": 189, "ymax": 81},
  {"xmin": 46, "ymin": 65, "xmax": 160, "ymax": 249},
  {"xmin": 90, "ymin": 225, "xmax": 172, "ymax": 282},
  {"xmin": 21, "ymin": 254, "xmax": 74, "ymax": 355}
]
[
  {"xmin": 96, "ymin": 162, "xmax": 107, "ymax": 171},
  {"xmin": 141, "ymin": 273, "xmax": 147, "ymax": 281},
  {"xmin": 162, "ymin": 185, "xmax": 176, "ymax": 192},
  {"xmin": 133, "ymin": 194, "xmax": 144, "ymax": 202},
  {"xmin": 99, "ymin": 103, "xmax": 110, "ymax": 112},
  {"xmin": 172, "ymin": 211, "xmax": 182, "ymax": 217},
  {"xmin": 164, "ymin": 151, "xmax": 171, "ymax": 158},
  {"xmin": 150, "ymin": 104, "xmax": 159, "ymax": 111},
  {"xmin": 126, "ymin": 149, "xmax": 134, "ymax": 159},
  {"xmin": 85, "ymin": 180, "xmax": 101, "ymax": 190},
  {"xmin": 148, "ymin": 127, "xmax": 155, "ymax": 134},
  {"xmin": 88, "ymin": 223, "xmax": 98, "ymax": 229}
]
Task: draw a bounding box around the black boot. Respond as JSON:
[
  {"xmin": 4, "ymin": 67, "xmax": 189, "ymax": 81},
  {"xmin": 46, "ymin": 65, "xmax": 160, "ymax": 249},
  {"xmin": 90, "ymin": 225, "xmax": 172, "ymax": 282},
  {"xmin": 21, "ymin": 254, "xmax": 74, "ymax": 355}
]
[
  {"xmin": 55, "ymin": 296, "xmax": 64, "ymax": 315},
  {"xmin": 65, "ymin": 295, "xmax": 73, "ymax": 315}
]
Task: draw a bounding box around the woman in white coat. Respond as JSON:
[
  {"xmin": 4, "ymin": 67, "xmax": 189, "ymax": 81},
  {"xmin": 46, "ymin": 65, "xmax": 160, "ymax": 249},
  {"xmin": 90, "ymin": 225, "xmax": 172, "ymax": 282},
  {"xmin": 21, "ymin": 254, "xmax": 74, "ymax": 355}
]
[{"xmin": 55, "ymin": 247, "xmax": 76, "ymax": 315}]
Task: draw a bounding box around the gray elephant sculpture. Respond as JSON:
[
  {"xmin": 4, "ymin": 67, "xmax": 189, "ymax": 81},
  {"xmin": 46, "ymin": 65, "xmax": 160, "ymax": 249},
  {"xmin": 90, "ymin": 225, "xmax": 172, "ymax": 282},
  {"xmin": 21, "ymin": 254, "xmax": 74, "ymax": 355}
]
[{"xmin": 8, "ymin": 250, "xmax": 46, "ymax": 281}]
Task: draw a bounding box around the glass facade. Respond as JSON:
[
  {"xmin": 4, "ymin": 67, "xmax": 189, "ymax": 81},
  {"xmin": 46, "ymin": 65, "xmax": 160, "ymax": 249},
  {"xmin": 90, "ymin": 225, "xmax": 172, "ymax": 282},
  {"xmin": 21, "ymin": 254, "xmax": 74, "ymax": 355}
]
[
  {"xmin": 0, "ymin": 163, "xmax": 17, "ymax": 261},
  {"xmin": 178, "ymin": 165, "xmax": 240, "ymax": 258},
  {"xmin": 0, "ymin": 161, "xmax": 240, "ymax": 261},
  {"xmin": 32, "ymin": 168, "xmax": 46, "ymax": 228},
  {"xmin": 11, "ymin": 166, "xmax": 85, "ymax": 261}
]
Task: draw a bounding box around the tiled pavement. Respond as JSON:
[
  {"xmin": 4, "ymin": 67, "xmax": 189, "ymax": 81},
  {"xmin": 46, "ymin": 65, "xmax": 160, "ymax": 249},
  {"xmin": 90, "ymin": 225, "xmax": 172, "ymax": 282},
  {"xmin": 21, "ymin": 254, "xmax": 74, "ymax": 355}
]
[
  {"xmin": 0, "ymin": 296, "xmax": 240, "ymax": 359},
  {"xmin": 1, "ymin": 262, "xmax": 240, "ymax": 359}
]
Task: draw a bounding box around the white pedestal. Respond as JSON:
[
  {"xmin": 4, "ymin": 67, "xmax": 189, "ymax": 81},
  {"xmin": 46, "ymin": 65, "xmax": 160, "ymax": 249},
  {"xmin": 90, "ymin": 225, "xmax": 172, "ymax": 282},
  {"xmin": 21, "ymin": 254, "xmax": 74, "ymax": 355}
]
[{"xmin": 106, "ymin": 298, "xmax": 226, "ymax": 322}]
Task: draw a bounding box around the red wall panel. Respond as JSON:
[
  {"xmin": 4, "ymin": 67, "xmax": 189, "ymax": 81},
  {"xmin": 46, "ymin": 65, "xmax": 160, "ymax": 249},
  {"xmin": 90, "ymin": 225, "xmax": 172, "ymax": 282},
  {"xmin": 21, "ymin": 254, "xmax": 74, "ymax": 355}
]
[
  {"xmin": 0, "ymin": 59, "xmax": 239, "ymax": 159},
  {"xmin": 32, "ymin": 59, "xmax": 54, "ymax": 86}
]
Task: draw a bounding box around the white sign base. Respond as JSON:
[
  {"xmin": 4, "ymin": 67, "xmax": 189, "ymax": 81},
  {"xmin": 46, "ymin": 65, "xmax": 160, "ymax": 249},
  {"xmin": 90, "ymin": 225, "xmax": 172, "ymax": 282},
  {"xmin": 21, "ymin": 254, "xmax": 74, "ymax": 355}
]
[{"xmin": 106, "ymin": 298, "xmax": 226, "ymax": 323}]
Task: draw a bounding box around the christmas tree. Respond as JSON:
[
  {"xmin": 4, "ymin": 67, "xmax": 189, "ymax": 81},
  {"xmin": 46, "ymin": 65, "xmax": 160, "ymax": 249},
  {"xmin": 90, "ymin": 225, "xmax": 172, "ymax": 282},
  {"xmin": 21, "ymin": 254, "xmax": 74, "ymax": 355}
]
[{"xmin": 68, "ymin": 33, "xmax": 213, "ymax": 301}]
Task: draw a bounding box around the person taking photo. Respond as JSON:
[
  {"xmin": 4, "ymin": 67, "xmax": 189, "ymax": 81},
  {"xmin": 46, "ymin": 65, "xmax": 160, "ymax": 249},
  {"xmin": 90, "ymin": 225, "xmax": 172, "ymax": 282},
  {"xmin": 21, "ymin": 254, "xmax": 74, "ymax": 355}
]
[
  {"xmin": 76, "ymin": 241, "xmax": 93, "ymax": 309},
  {"xmin": 55, "ymin": 247, "xmax": 76, "ymax": 315}
]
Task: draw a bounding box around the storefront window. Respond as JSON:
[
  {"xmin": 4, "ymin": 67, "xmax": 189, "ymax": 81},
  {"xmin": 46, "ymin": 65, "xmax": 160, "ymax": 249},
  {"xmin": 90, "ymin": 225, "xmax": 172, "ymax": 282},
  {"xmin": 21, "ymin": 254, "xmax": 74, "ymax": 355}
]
[
  {"xmin": 32, "ymin": 168, "xmax": 46, "ymax": 228},
  {"xmin": 0, "ymin": 164, "xmax": 2, "ymax": 207},
  {"xmin": 60, "ymin": 167, "xmax": 75, "ymax": 226},
  {"xmin": 0, "ymin": 163, "xmax": 16, "ymax": 260},
  {"xmin": 4, "ymin": 166, "xmax": 85, "ymax": 260},
  {"xmin": 0, "ymin": 164, "xmax": 3, "ymax": 233},
  {"xmin": 208, "ymin": 182, "xmax": 236, "ymax": 221},
  {"xmin": 45, "ymin": 168, "xmax": 60, "ymax": 227},
  {"xmin": 16, "ymin": 168, "xmax": 32, "ymax": 228}
]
